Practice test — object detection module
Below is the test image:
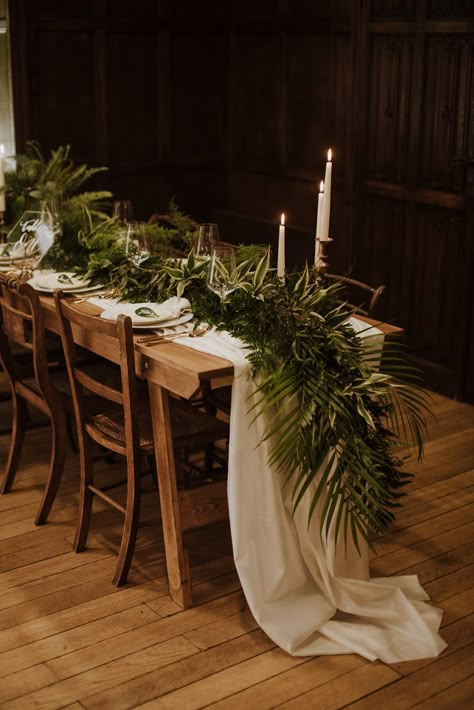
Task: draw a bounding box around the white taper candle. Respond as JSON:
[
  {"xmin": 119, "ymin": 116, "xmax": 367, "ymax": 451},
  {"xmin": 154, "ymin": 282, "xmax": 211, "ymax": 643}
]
[
  {"xmin": 277, "ymin": 213, "xmax": 285, "ymax": 279},
  {"xmin": 315, "ymin": 180, "xmax": 324, "ymax": 264},
  {"xmin": 319, "ymin": 148, "xmax": 332, "ymax": 242}
]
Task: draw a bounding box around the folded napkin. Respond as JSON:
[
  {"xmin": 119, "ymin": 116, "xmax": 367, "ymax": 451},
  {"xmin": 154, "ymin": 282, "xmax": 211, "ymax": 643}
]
[
  {"xmin": 34, "ymin": 272, "xmax": 90, "ymax": 291},
  {"xmin": 89, "ymin": 295, "xmax": 191, "ymax": 324}
]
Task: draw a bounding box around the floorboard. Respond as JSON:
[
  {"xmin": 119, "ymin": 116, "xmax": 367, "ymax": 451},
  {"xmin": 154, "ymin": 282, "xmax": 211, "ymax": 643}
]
[{"xmin": 0, "ymin": 392, "xmax": 473, "ymax": 709}]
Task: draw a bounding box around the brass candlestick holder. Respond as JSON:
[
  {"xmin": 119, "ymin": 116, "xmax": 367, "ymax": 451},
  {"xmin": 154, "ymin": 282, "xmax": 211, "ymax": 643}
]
[{"xmin": 314, "ymin": 237, "xmax": 332, "ymax": 274}]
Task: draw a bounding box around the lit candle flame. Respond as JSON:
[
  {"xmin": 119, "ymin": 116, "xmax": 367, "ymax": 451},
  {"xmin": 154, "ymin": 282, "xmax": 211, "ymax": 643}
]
[
  {"xmin": 0, "ymin": 145, "xmax": 4, "ymax": 155},
  {"xmin": 281, "ymin": 213, "xmax": 285, "ymax": 226},
  {"xmin": 319, "ymin": 180, "xmax": 324, "ymax": 193},
  {"xmin": 327, "ymin": 148, "xmax": 332, "ymax": 162}
]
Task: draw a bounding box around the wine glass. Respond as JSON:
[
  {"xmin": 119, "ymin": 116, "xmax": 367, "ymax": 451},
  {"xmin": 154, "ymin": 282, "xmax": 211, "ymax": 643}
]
[
  {"xmin": 207, "ymin": 245, "xmax": 238, "ymax": 309},
  {"xmin": 125, "ymin": 221, "xmax": 150, "ymax": 266},
  {"xmin": 113, "ymin": 200, "xmax": 134, "ymax": 227},
  {"xmin": 196, "ymin": 223, "xmax": 220, "ymax": 257}
]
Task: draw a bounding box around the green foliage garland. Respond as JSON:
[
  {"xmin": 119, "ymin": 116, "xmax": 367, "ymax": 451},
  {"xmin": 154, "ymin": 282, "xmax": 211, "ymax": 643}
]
[
  {"xmin": 86, "ymin": 245, "xmax": 429, "ymax": 551},
  {"xmin": 2, "ymin": 143, "xmax": 430, "ymax": 551}
]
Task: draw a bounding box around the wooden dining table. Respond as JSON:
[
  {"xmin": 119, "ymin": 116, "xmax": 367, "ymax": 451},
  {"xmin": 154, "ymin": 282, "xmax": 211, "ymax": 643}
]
[{"xmin": 38, "ymin": 292, "xmax": 401, "ymax": 609}]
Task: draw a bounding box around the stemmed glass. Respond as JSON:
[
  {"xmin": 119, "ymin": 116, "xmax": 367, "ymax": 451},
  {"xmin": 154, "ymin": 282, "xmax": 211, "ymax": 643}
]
[
  {"xmin": 113, "ymin": 200, "xmax": 134, "ymax": 227},
  {"xmin": 196, "ymin": 223, "xmax": 220, "ymax": 257},
  {"xmin": 207, "ymin": 245, "xmax": 238, "ymax": 311},
  {"xmin": 125, "ymin": 221, "xmax": 150, "ymax": 266}
]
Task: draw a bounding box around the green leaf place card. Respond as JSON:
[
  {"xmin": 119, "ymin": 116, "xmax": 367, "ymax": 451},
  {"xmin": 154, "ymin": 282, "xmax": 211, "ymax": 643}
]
[
  {"xmin": 57, "ymin": 273, "xmax": 75, "ymax": 284},
  {"xmin": 135, "ymin": 307, "xmax": 158, "ymax": 318}
]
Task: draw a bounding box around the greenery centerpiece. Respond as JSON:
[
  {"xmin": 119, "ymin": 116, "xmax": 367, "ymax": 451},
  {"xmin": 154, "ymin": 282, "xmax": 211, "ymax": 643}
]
[
  {"xmin": 2, "ymin": 143, "xmax": 429, "ymax": 552},
  {"xmin": 1, "ymin": 142, "xmax": 112, "ymax": 269},
  {"xmin": 85, "ymin": 242, "xmax": 429, "ymax": 552}
]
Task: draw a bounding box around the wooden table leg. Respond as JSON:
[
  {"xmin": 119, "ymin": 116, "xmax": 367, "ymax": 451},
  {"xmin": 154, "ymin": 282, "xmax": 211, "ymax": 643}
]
[{"xmin": 148, "ymin": 382, "xmax": 193, "ymax": 608}]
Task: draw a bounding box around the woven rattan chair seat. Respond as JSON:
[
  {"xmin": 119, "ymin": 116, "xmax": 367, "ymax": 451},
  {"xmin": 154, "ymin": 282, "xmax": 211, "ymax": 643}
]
[
  {"xmin": 92, "ymin": 404, "xmax": 154, "ymax": 448},
  {"xmin": 91, "ymin": 397, "xmax": 228, "ymax": 451}
]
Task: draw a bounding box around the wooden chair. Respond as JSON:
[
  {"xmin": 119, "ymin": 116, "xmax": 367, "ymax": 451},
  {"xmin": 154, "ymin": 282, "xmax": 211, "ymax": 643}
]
[
  {"xmin": 0, "ymin": 276, "xmax": 70, "ymax": 524},
  {"xmin": 54, "ymin": 290, "xmax": 229, "ymax": 586}
]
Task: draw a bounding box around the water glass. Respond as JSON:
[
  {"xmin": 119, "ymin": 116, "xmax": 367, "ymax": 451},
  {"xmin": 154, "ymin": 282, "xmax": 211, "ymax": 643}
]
[
  {"xmin": 196, "ymin": 223, "xmax": 220, "ymax": 256},
  {"xmin": 207, "ymin": 245, "xmax": 238, "ymax": 304},
  {"xmin": 125, "ymin": 221, "xmax": 150, "ymax": 266},
  {"xmin": 113, "ymin": 200, "xmax": 134, "ymax": 226}
]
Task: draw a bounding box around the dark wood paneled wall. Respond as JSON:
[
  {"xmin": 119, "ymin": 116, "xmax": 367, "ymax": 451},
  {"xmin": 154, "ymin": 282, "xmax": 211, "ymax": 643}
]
[
  {"xmin": 8, "ymin": 0, "xmax": 474, "ymax": 402},
  {"xmin": 355, "ymin": 1, "xmax": 474, "ymax": 399}
]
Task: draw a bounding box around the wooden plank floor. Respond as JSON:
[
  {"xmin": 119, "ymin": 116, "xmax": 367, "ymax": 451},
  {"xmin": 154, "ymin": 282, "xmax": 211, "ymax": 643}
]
[{"xmin": 0, "ymin": 391, "xmax": 472, "ymax": 709}]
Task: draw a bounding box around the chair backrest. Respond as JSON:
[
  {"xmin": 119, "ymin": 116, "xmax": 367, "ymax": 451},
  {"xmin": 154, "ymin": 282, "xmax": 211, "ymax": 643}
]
[
  {"xmin": 0, "ymin": 275, "xmax": 59, "ymax": 401},
  {"xmin": 324, "ymin": 273, "xmax": 386, "ymax": 317},
  {"xmin": 54, "ymin": 290, "xmax": 143, "ymax": 458}
]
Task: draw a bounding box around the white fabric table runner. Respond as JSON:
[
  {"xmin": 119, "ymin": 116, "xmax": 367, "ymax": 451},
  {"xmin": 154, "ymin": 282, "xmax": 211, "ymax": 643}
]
[{"xmin": 179, "ymin": 319, "xmax": 447, "ymax": 662}]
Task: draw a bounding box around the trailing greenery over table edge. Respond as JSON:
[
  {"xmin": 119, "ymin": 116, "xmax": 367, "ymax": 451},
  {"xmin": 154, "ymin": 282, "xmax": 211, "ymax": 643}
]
[{"xmin": 1, "ymin": 143, "xmax": 431, "ymax": 552}]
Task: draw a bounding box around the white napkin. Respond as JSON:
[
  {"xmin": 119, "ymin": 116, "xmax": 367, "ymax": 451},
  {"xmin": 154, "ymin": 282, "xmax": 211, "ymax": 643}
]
[
  {"xmin": 34, "ymin": 272, "xmax": 90, "ymax": 291},
  {"xmin": 89, "ymin": 295, "xmax": 191, "ymax": 324}
]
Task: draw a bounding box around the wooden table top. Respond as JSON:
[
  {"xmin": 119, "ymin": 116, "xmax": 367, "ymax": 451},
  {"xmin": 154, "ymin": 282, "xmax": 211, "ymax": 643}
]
[
  {"xmin": 38, "ymin": 292, "xmax": 402, "ymax": 399},
  {"xmin": 39, "ymin": 293, "xmax": 234, "ymax": 398}
]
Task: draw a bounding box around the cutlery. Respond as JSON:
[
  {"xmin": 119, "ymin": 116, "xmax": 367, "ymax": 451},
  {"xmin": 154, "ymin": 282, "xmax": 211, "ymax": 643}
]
[
  {"xmin": 68, "ymin": 289, "xmax": 115, "ymax": 304},
  {"xmin": 137, "ymin": 323, "xmax": 211, "ymax": 345}
]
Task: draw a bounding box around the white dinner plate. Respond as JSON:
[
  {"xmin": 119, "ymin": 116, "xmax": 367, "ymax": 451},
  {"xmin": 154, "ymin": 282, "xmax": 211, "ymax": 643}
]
[
  {"xmin": 131, "ymin": 312, "xmax": 194, "ymax": 330},
  {"xmin": 27, "ymin": 278, "xmax": 105, "ymax": 295}
]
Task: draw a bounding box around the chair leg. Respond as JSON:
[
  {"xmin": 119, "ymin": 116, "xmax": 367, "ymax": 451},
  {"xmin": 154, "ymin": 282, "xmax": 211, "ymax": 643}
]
[
  {"xmin": 112, "ymin": 460, "xmax": 141, "ymax": 587},
  {"xmin": 34, "ymin": 413, "xmax": 67, "ymax": 525},
  {"xmin": 0, "ymin": 393, "xmax": 27, "ymax": 495},
  {"xmin": 73, "ymin": 436, "xmax": 94, "ymax": 553}
]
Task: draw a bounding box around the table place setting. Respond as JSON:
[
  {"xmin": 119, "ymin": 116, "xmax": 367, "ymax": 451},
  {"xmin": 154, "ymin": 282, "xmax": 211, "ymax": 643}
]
[
  {"xmin": 85, "ymin": 294, "xmax": 194, "ymax": 331},
  {"xmin": 136, "ymin": 322, "xmax": 211, "ymax": 345},
  {"xmin": 27, "ymin": 271, "xmax": 103, "ymax": 293}
]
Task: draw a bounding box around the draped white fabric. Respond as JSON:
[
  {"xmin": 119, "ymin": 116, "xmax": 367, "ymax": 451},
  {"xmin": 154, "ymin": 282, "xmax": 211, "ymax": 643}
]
[{"xmin": 180, "ymin": 320, "xmax": 447, "ymax": 662}]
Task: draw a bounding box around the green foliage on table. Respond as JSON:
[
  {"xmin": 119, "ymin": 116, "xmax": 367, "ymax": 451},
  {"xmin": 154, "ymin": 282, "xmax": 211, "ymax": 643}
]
[
  {"xmin": 82, "ymin": 210, "xmax": 269, "ymax": 304},
  {"xmin": 81, "ymin": 202, "xmax": 205, "ymax": 300},
  {"xmin": 1, "ymin": 141, "xmax": 430, "ymax": 551},
  {"xmin": 125, "ymin": 250, "xmax": 429, "ymax": 552},
  {"xmin": 2, "ymin": 142, "xmax": 112, "ymax": 269}
]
